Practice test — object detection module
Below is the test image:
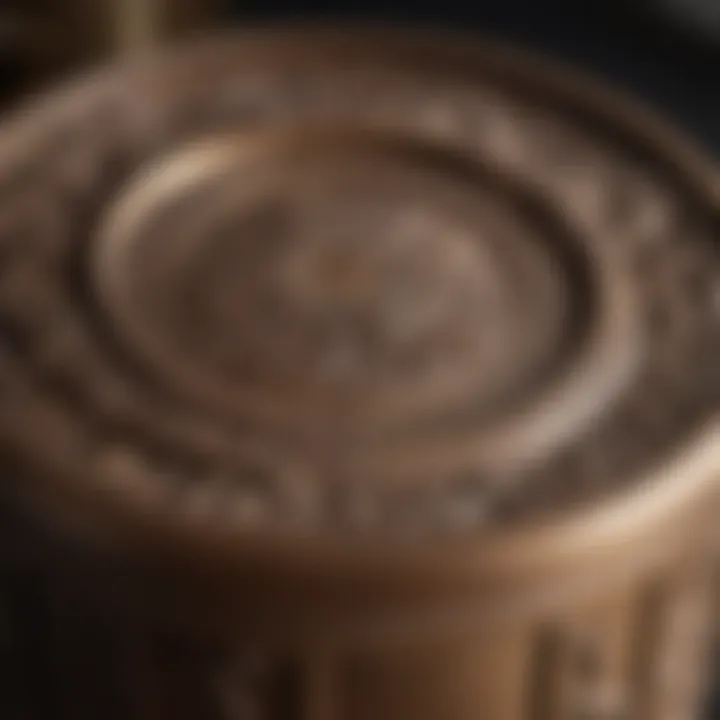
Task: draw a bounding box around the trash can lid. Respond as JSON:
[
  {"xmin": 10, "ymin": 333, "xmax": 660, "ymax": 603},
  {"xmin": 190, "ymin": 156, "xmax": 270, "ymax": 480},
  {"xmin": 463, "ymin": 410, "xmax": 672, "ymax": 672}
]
[{"xmin": 0, "ymin": 31, "xmax": 717, "ymax": 620}]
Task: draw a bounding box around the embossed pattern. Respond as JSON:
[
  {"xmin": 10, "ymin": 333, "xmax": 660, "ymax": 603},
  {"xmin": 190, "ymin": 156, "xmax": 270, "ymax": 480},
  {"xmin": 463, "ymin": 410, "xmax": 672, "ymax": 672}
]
[{"xmin": 0, "ymin": 35, "xmax": 717, "ymax": 539}]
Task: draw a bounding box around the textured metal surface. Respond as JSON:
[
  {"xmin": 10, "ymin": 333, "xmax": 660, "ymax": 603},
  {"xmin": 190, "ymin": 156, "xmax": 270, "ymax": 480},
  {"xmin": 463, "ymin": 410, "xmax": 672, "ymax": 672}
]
[
  {"xmin": 0, "ymin": 32, "xmax": 718, "ymax": 537},
  {"xmin": 0, "ymin": 29, "xmax": 717, "ymax": 720}
]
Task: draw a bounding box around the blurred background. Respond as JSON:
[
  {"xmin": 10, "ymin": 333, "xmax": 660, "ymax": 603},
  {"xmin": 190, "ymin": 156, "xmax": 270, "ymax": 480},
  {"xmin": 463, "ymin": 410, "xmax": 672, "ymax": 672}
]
[
  {"xmin": 0, "ymin": 0, "xmax": 717, "ymax": 716},
  {"xmin": 1, "ymin": 0, "xmax": 719, "ymax": 159}
]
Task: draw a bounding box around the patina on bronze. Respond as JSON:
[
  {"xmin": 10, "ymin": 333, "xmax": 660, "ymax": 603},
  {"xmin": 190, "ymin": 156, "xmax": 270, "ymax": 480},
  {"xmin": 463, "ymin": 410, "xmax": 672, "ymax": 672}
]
[{"xmin": 0, "ymin": 29, "xmax": 718, "ymax": 720}]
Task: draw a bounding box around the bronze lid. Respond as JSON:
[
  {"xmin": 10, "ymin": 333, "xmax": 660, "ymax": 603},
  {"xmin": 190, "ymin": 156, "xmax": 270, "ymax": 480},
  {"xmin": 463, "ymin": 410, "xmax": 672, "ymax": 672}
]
[{"xmin": 0, "ymin": 30, "xmax": 718, "ymax": 631}]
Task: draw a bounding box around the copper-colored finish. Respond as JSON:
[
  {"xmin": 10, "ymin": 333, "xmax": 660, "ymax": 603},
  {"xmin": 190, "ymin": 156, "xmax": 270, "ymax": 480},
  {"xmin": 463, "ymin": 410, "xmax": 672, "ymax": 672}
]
[{"xmin": 0, "ymin": 29, "xmax": 718, "ymax": 720}]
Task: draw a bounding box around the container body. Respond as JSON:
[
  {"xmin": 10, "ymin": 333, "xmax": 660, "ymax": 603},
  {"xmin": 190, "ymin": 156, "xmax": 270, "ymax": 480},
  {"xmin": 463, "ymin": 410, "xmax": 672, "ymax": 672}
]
[
  {"xmin": 0, "ymin": 29, "xmax": 718, "ymax": 720},
  {"xmin": 1, "ymin": 503, "xmax": 717, "ymax": 720}
]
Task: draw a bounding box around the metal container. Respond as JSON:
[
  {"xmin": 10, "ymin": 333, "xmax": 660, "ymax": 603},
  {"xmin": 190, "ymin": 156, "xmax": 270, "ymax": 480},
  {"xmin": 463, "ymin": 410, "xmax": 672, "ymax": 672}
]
[{"xmin": 0, "ymin": 29, "xmax": 718, "ymax": 720}]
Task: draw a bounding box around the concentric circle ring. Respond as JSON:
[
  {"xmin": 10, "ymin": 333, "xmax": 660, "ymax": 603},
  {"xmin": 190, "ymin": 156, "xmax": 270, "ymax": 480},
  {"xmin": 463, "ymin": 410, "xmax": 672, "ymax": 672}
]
[{"xmin": 93, "ymin": 125, "xmax": 640, "ymax": 477}]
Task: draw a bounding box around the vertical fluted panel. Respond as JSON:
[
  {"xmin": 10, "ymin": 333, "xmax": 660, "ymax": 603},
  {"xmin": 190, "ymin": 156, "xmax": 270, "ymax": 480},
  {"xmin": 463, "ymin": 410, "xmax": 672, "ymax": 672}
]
[
  {"xmin": 340, "ymin": 628, "xmax": 531, "ymax": 720},
  {"xmin": 169, "ymin": 562, "xmax": 711, "ymax": 720},
  {"xmin": 638, "ymin": 566, "xmax": 715, "ymax": 720},
  {"xmin": 529, "ymin": 595, "xmax": 638, "ymax": 720}
]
